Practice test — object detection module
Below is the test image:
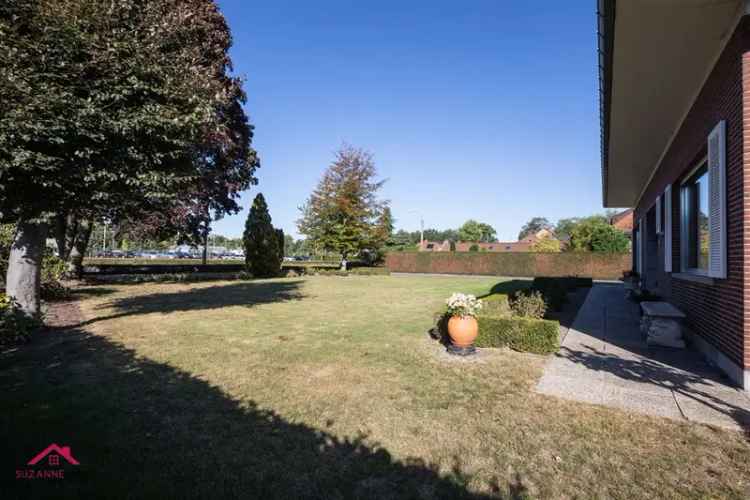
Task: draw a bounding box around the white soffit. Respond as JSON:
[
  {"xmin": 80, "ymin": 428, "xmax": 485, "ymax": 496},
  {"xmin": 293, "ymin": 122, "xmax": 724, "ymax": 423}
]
[{"xmin": 606, "ymin": 0, "xmax": 741, "ymax": 207}]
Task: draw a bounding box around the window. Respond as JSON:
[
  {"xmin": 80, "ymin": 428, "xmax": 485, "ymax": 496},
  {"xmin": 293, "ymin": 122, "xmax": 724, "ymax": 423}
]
[{"xmin": 681, "ymin": 163, "xmax": 710, "ymax": 273}]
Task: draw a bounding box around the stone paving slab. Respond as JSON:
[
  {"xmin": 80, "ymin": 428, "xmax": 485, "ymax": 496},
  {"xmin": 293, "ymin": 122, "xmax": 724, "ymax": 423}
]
[{"xmin": 536, "ymin": 283, "xmax": 750, "ymax": 433}]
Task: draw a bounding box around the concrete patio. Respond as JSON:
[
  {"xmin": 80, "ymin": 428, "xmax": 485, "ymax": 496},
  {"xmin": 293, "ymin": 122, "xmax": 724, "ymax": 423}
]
[{"xmin": 536, "ymin": 283, "xmax": 750, "ymax": 432}]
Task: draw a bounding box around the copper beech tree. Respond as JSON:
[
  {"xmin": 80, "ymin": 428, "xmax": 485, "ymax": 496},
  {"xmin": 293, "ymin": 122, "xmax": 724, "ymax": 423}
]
[
  {"xmin": 297, "ymin": 145, "xmax": 390, "ymax": 269},
  {"xmin": 0, "ymin": 0, "xmax": 258, "ymax": 314}
]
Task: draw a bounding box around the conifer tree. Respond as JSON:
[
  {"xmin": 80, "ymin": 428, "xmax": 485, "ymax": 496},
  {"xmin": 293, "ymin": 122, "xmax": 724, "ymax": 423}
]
[{"xmin": 243, "ymin": 194, "xmax": 281, "ymax": 278}]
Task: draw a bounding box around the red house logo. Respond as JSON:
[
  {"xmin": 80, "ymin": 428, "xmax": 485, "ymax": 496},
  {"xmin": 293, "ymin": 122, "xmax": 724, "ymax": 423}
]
[{"xmin": 27, "ymin": 444, "xmax": 79, "ymax": 466}]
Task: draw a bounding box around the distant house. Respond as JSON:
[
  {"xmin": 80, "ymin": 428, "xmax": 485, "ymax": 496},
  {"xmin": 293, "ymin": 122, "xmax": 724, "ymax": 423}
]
[
  {"xmin": 417, "ymin": 229, "xmax": 558, "ymax": 253},
  {"xmin": 608, "ymin": 209, "xmax": 634, "ymax": 233},
  {"xmin": 417, "ymin": 240, "xmax": 452, "ymax": 252}
]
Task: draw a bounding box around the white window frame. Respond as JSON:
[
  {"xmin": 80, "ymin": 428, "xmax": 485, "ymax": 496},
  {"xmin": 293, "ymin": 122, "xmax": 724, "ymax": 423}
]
[{"xmin": 664, "ymin": 185, "xmax": 672, "ymax": 272}]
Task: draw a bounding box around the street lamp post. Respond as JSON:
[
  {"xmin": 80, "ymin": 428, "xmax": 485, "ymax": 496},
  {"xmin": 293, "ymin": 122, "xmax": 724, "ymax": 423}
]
[{"xmin": 409, "ymin": 210, "xmax": 424, "ymax": 246}]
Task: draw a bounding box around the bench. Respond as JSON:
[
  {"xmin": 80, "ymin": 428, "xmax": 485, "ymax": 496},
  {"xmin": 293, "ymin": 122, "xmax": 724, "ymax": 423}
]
[{"xmin": 640, "ymin": 301, "xmax": 686, "ymax": 348}]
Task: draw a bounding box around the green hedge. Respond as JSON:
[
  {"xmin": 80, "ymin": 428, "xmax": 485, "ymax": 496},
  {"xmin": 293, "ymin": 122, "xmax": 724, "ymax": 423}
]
[
  {"xmin": 533, "ymin": 276, "xmax": 593, "ymax": 292},
  {"xmin": 532, "ymin": 279, "xmax": 567, "ymax": 312},
  {"xmin": 475, "ymin": 315, "xmax": 559, "ymax": 354},
  {"xmin": 481, "ymin": 293, "xmax": 511, "ymax": 317},
  {"xmin": 433, "ymin": 312, "xmax": 559, "ymax": 354},
  {"xmin": 531, "ymin": 276, "xmax": 592, "ymax": 312},
  {"xmin": 386, "ymin": 251, "xmax": 630, "ymax": 279},
  {"xmin": 287, "ymin": 267, "xmax": 390, "ymax": 277}
]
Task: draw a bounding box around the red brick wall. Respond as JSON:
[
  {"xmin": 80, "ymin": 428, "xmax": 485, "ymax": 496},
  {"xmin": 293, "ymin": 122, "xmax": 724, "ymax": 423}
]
[{"xmin": 634, "ymin": 18, "xmax": 749, "ymax": 369}]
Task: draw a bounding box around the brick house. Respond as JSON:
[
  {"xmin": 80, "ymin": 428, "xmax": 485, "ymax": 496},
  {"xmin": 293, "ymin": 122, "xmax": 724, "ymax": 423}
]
[
  {"xmin": 417, "ymin": 240, "xmax": 452, "ymax": 252},
  {"xmin": 417, "ymin": 229, "xmax": 557, "ymax": 253},
  {"xmin": 608, "ymin": 208, "xmax": 633, "ymax": 233},
  {"xmin": 453, "ymin": 240, "xmax": 535, "ymax": 252},
  {"xmin": 598, "ymin": 0, "xmax": 750, "ymax": 388}
]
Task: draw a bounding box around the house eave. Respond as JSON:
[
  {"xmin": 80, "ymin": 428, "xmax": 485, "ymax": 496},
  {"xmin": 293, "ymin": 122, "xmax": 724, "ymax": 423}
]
[
  {"xmin": 598, "ymin": 0, "xmax": 744, "ymax": 209},
  {"xmin": 597, "ymin": 0, "xmax": 615, "ymax": 208}
]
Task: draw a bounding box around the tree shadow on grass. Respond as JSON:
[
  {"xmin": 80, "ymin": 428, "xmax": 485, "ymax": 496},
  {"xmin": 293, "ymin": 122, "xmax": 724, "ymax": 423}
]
[
  {"xmin": 479, "ymin": 280, "xmax": 533, "ymax": 299},
  {"xmin": 70, "ymin": 286, "xmax": 117, "ymax": 298},
  {"xmin": 78, "ymin": 280, "xmax": 306, "ymax": 327},
  {"xmin": 0, "ymin": 306, "xmax": 511, "ymax": 499}
]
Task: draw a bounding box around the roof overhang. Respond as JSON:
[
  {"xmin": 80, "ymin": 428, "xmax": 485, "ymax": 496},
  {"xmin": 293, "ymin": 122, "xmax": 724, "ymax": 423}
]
[{"xmin": 598, "ymin": 0, "xmax": 745, "ymax": 208}]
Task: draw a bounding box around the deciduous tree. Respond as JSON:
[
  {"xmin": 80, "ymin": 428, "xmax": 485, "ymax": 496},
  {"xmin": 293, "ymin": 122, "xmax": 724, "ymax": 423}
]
[
  {"xmin": 458, "ymin": 220, "xmax": 496, "ymax": 242},
  {"xmin": 297, "ymin": 145, "xmax": 389, "ymax": 269},
  {"xmin": 0, "ymin": 0, "xmax": 258, "ymax": 313},
  {"xmin": 530, "ymin": 237, "xmax": 561, "ymax": 253},
  {"xmin": 569, "ymin": 217, "xmax": 629, "ymax": 253},
  {"xmin": 518, "ymin": 217, "xmax": 553, "ymax": 240}
]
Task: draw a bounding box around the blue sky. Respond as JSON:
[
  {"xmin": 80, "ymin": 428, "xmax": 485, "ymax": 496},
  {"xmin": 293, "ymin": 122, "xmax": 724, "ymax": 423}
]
[{"xmin": 213, "ymin": 0, "xmax": 605, "ymax": 241}]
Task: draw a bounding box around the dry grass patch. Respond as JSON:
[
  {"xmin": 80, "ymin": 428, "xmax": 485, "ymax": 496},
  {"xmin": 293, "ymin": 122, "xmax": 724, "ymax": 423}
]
[{"xmin": 1, "ymin": 275, "xmax": 749, "ymax": 499}]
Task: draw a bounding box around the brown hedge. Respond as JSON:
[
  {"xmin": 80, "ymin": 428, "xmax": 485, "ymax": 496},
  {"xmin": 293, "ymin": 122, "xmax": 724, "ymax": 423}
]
[{"xmin": 385, "ymin": 252, "xmax": 630, "ymax": 280}]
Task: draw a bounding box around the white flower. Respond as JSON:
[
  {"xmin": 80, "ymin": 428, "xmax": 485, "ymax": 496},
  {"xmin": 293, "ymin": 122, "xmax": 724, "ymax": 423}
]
[{"xmin": 445, "ymin": 293, "xmax": 482, "ymax": 318}]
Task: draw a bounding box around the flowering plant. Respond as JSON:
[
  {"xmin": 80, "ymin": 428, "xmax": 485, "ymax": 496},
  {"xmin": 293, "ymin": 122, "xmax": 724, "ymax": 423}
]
[{"xmin": 445, "ymin": 293, "xmax": 483, "ymax": 318}]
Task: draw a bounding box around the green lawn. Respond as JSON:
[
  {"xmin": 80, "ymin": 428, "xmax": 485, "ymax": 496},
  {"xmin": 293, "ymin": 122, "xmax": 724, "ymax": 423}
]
[{"xmin": 2, "ymin": 275, "xmax": 749, "ymax": 499}]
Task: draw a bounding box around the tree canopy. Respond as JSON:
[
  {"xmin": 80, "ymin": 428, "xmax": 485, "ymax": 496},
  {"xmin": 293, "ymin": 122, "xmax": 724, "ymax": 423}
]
[
  {"xmin": 1, "ymin": 0, "xmax": 256, "ymax": 222},
  {"xmin": 1, "ymin": 0, "xmax": 258, "ymax": 313},
  {"xmin": 530, "ymin": 237, "xmax": 561, "ymax": 253},
  {"xmin": 569, "ymin": 217, "xmax": 629, "ymax": 253},
  {"xmin": 518, "ymin": 217, "xmax": 553, "ymax": 240},
  {"xmin": 458, "ymin": 220, "xmax": 496, "ymax": 242},
  {"xmin": 297, "ymin": 145, "xmax": 389, "ymax": 263}
]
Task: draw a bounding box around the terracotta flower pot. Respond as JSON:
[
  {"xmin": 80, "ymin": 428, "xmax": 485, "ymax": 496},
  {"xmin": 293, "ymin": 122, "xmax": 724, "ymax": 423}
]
[{"xmin": 447, "ymin": 315, "xmax": 478, "ymax": 348}]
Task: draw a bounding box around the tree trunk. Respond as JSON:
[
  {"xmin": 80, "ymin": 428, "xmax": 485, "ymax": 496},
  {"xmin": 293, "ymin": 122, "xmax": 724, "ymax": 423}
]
[
  {"xmin": 6, "ymin": 219, "xmax": 48, "ymax": 317},
  {"xmin": 68, "ymin": 219, "xmax": 93, "ymax": 278},
  {"xmin": 53, "ymin": 211, "xmax": 80, "ymax": 262}
]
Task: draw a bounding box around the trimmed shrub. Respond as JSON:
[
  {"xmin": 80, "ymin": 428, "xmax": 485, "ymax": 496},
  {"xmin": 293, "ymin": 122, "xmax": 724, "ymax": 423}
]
[
  {"xmin": 510, "ymin": 290, "xmax": 547, "ymax": 319},
  {"xmin": 529, "ymin": 276, "xmax": 592, "ymax": 311},
  {"xmin": 532, "ymin": 278, "xmax": 568, "ymax": 312},
  {"xmin": 570, "ymin": 276, "xmax": 593, "ymax": 288},
  {"xmin": 480, "ymin": 294, "xmax": 511, "ymax": 317},
  {"xmin": 294, "ymin": 266, "xmax": 390, "ymax": 277},
  {"xmin": 89, "ymin": 272, "xmax": 246, "ymax": 284},
  {"xmin": 432, "ymin": 310, "xmax": 559, "ymax": 354},
  {"xmin": 475, "ymin": 316, "xmax": 559, "ymax": 354}
]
